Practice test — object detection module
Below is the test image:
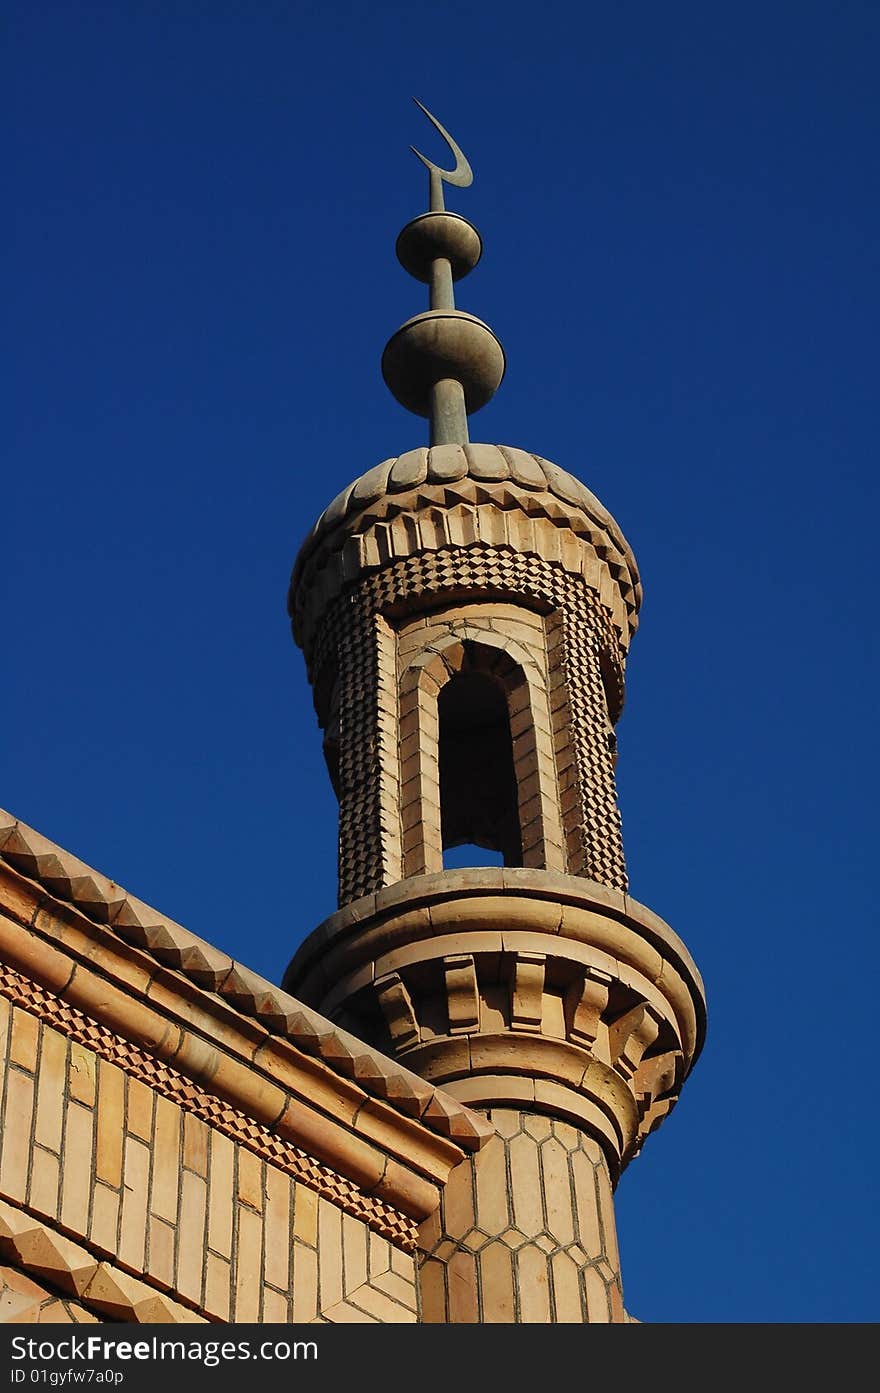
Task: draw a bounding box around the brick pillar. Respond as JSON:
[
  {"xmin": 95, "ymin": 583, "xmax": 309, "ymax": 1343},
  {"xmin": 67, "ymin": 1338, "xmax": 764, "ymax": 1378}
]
[{"xmin": 419, "ymin": 1110, "xmax": 624, "ymax": 1323}]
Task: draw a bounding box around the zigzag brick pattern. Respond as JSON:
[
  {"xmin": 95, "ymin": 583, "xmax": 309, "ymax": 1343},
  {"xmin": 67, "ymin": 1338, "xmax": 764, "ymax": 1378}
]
[
  {"xmin": 0, "ymin": 1199, "xmax": 205, "ymax": 1324},
  {"xmin": 0, "ymin": 1263, "xmax": 99, "ymax": 1324},
  {"xmin": 290, "ymin": 451, "xmax": 642, "ymax": 657},
  {"xmin": 0, "ymin": 990, "xmax": 419, "ymax": 1323},
  {"xmin": 0, "ymin": 813, "xmax": 489, "ymax": 1154},
  {"xmin": 0, "ymin": 965, "xmax": 417, "ymax": 1255}
]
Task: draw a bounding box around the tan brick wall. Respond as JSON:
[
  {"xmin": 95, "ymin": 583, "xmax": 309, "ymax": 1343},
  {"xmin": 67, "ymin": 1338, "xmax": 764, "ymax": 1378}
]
[
  {"xmin": 419, "ymin": 1109, "xmax": 624, "ymax": 1323},
  {"xmin": 0, "ymin": 993, "xmax": 418, "ymax": 1323}
]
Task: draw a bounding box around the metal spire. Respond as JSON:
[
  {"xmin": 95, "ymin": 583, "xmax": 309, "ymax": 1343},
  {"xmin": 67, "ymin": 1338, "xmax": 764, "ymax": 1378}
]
[{"xmin": 381, "ymin": 101, "xmax": 505, "ymax": 447}]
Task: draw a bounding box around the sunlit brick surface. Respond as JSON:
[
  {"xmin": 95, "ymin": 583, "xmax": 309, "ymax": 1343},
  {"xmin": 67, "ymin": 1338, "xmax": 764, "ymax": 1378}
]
[
  {"xmin": 419, "ymin": 1109, "xmax": 624, "ymax": 1322},
  {"xmin": 0, "ymin": 990, "xmax": 418, "ymax": 1323},
  {"xmin": 0, "ymin": 1263, "xmax": 98, "ymax": 1324},
  {"xmin": 307, "ymin": 541, "xmax": 628, "ymax": 906}
]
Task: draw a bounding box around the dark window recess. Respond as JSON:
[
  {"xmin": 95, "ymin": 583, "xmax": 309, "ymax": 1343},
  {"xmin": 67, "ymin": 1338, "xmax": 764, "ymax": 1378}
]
[{"xmin": 438, "ymin": 671, "xmax": 523, "ymax": 867}]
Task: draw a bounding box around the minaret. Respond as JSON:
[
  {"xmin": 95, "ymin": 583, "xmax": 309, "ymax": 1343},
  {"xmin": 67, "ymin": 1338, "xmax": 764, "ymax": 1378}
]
[{"xmin": 284, "ymin": 103, "xmax": 706, "ymax": 1323}]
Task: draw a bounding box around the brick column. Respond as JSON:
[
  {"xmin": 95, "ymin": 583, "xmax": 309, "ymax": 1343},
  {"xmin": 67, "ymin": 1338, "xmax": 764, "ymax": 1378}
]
[{"xmin": 419, "ymin": 1109, "xmax": 624, "ymax": 1323}]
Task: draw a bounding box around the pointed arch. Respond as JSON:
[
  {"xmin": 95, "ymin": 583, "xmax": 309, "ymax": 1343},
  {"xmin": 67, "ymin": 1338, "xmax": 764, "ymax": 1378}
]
[{"xmin": 398, "ymin": 630, "xmax": 564, "ymax": 877}]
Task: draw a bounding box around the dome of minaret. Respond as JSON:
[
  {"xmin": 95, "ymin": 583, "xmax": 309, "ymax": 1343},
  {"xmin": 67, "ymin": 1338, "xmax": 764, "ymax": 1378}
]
[
  {"xmin": 296, "ymin": 444, "xmax": 635, "ymax": 563},
  {"xmin": 288, "ymin": 443, "xmax": 642, "ymax": 653}
]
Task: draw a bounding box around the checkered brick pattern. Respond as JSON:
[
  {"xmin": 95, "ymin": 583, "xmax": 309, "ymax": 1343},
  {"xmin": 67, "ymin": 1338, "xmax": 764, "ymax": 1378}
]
[{"xmin": 307, "ymin": 542, "xmax": 628, "ymax": 904}]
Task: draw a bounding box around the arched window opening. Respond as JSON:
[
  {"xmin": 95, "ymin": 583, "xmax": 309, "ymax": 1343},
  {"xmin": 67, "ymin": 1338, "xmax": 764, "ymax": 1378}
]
[{"xmin": 438, "ymin": 671, "xmax": 523, "ymax": 867}]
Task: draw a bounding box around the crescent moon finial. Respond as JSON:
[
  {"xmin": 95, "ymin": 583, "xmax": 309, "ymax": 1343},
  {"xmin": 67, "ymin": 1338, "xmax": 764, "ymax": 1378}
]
[{"xmin": 410, "ymin": 98, "xmax": 473, "ymax": 212}]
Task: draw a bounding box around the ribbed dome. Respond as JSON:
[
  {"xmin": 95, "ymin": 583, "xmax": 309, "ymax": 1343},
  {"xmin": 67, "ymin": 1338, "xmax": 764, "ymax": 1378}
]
[{"xmin": 294, "ymin": 443, "xmax": 638, "ymax": 588}]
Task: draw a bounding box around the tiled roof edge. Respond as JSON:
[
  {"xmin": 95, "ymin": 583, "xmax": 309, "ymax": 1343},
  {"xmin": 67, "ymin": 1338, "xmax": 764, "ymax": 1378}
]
[{"xmin": 0, "ymin": 808, "xmax": 492, "ymax": 1153}]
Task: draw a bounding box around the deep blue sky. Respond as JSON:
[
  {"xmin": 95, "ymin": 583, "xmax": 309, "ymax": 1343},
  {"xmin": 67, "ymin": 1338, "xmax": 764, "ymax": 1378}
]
[{"xmin": 6, "ymin": 2, "xmax": 878, "ymax": 1323}]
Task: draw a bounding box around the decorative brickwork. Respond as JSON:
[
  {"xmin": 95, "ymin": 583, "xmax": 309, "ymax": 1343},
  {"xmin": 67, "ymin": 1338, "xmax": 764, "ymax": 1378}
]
[
  {"xmin": 0, "ymin": 1201, "xmax": 204, "ymax": 1324},
  {"xmin": 0, "ymin": 813, "xmax": 492, "ymax": 1158},
  {"xmin": 0, "ymin": 990, "xmax": 419, "ymax": 1323},
  {"xmin": 0, "ymin": 126, "xmax": 707, "ymax": 1325},
  {"xmin": 286, "ymin": 871, "xmax": 703, "ymax": 1174},
  {"xmin": 336, "ymin": 608, "xmax": 384, "ymax": 903},
  {"xmin": 306, "ymin": 545, "xmax": 627, "ymax": 904},
  {"xmin": 290, "ymin": 446, "xmax": 641, "ymax": 654},
  {"xmin": 287, "ymin": 431, "xmax": 706, "ymax": 1321},
  {"xmin": 419, "ymin": 1110, "xmax": 625, "ymax": 1322},
  {"xmin": 0, "ymin": 969, "xmax": 418, "ymax": 1254},
  {"xmin": 397, "ymin": 613, "xmax": 564, "ymax": 877},
  {"xmin": 0, "ymin": 1262, "xmax": 99, "ymax": 1324},
  {"xmin": 550, "ymin": 606, "xmax": 627, "ymax": 887},
  {"xmin": 0, "ymin": 1197, "xmax": 417, "ymax": 1327}
]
